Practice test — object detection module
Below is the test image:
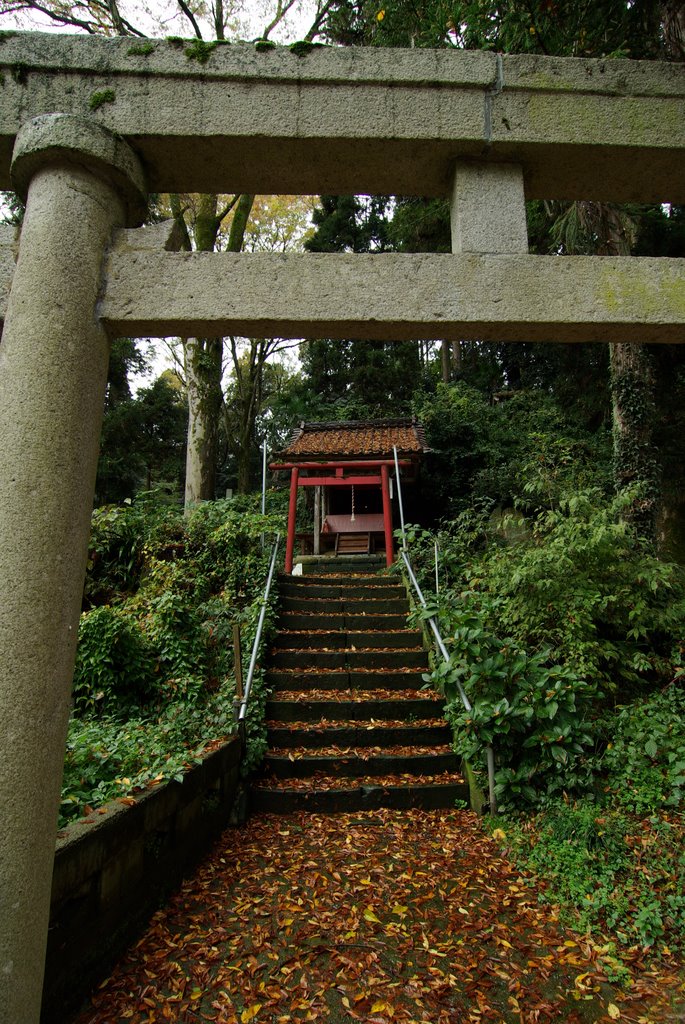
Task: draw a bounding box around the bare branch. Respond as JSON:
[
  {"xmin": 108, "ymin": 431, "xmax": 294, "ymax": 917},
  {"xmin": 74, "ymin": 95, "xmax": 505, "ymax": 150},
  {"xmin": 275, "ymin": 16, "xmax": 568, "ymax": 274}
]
[
  {"xmin": 106, "ymin": 0, "xmax": 126, "ymax": 34},
  {"xmin": 261, "ymin": 0, "xmax": 297, "ymax": 41},
  {"xmin": 164, "ymin": 338, "xmax": 187, "ymax": 387},
  {"xmin": 4, "ymin": 1, "xmax": 100, "ymax": 34},
  {"xmin": 304, "ymin": 0, "xmax": 335, "ymax": 42},
  {"xmin": 215, "ymin": 194, "xmax": 240, "ymax": 226},
  {"xmin": 0, "ymin": 0, "xmax": 147, "ymax": 36},
  {"xmin": 175, "ymin": 0, "xmax": 203, "ymax": 39}
]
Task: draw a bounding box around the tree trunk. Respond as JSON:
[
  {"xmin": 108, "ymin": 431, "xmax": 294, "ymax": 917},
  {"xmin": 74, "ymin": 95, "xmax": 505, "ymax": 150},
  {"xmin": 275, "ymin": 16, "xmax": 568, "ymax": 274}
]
[
  {"xmin": 610, "ymin": 342, "xmax": 659, "ymax": 545},
  {"xmin": 236, "ymin": 434, "xmax": 253, "ymax": 494},
  {"xmin": 652, "ymin": 345, "xmax": 685, "ymax": 562},
  {"xmin": 184, "ymin": 336, "xmax": 224, "ymax": 504},
  {"xmin": 451, "ymin": 339, "xmax": 463, "ymax": 377},
  {"xmin": 182, "ymin": 193, "xmax": 255, "ymax": 508},
  {"xmin": 661, "ymin": 1, "xmax": 685, "ymax": 59},
  {"xmin": 440, "ymin": 339, "xmax": 451, "ymax": 382}
]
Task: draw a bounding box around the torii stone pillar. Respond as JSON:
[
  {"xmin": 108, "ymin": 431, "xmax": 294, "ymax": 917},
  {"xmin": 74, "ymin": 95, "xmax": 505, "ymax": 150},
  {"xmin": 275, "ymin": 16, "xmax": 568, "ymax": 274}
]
[{"xmin": 0, "ymin": 114, "xmax": 145, "ymax": 1024}]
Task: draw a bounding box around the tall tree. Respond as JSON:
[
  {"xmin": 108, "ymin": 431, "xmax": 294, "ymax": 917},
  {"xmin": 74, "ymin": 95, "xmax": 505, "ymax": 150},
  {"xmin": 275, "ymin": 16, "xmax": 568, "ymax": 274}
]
[
  {"xmin": 220, "ymin": 195, "xmax": 316, "ymax": 491},
  {"xmin": 176, "ymin": 191, "xmax": 255, "ymax": 505},
  {"xmin": 1, "ymin": 0, "xmax": 332, "ymax": 507}
]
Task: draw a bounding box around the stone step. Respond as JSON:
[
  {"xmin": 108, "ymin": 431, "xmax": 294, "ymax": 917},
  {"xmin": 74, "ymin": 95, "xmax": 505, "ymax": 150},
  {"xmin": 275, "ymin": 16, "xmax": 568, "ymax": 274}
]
[
  {"xmin": 266, "ymin": 694, "xmax": 444, "ymax": 721},
  {"xmin": 284, "ymin": 571, "xmax": 397, "ymax": 585},
  {"xmin": 299, "ymin": 561, "xmax": 385, "ymax": 576},
  {"xmin": 264, "ymin": 748, "xmax": 458, "ymax": 778},
  {"xmin": 281, "ymin": 596, "xmax": 409, "ymax": 615},
  {"xmin": 272, "ymin": 630, "xmax": 424, "ymax": 651},
  {"xmin": 266, "ymin": 722, "xmax": 452, "ymax": 747},
  {"xmin": 279, "ymin": 612, "xmax": 410, "ymax": 631},
  {"xmin": 280, "ymin": 580, "xmax": 406, "ymax": 599},
  {"xmin": 270, "ymin": 648, "xmax": 429, "ymax": 670},
  {"xmin": 250, "ymin": 775, "xmax": 469, "ymax": 813},
  {"xmin": 251, "ymin": 567, "xmax": 458, "ymax": 815},
  {"xmin": 265, "ymin": 668, "xmax": 428, "ymax": 691}
]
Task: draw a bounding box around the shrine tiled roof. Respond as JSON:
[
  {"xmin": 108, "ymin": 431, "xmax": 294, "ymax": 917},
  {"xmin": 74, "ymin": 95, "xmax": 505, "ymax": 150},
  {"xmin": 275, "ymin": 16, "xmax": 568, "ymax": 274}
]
[{"xmin": 277, "ymin": 419, "xmax": 429, "ymax": 461}]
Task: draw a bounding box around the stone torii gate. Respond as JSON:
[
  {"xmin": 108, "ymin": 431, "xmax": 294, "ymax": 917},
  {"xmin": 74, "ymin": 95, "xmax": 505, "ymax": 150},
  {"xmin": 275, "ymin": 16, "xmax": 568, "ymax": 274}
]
[{"xmin": 0, "ymin": 31, "xmax": 684, "ymax": 1024}]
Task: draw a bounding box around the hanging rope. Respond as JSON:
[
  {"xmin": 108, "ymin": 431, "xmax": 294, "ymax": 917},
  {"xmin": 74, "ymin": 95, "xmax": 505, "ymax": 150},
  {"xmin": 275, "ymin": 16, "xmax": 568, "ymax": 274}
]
[{"xmin": 350, "ymin": 484, "xmax": 355, "ymax": 523}]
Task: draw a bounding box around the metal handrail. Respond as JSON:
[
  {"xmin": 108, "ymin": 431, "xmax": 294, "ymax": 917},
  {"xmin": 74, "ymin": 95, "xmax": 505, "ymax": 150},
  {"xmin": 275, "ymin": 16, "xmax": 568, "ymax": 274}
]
[
  {"xmin": 401, "ymin": 549, "xmax": 497, "ymax": 815},
  {"xmin": 238, "ymin": 532, "xmax": 280, "ymax": 724},
  {"xmin": 391, "ymin": 453, "xmax": 496, "ymax": 813},
  {"xmin": 392, "ymin": 445, "xmax": 406, "ymax": 547}
]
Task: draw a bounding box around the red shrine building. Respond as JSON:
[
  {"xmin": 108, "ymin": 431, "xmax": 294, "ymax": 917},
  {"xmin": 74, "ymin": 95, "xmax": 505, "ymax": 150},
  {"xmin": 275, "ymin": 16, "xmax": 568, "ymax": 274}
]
[{"xmin": 271, "ymin": 419, "xmax": 430, "ymax": 573}]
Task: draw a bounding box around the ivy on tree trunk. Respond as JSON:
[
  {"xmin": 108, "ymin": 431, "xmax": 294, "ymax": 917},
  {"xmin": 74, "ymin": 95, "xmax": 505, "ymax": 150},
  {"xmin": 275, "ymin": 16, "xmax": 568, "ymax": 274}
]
[{"xmin": 181, "ymin": 193, "xmax": 255, "ymax": 507}]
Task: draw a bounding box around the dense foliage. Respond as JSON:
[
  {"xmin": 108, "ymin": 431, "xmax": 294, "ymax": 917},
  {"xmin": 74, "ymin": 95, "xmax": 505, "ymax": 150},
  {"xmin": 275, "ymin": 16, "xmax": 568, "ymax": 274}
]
[
  {"xmin": 61, "ymin": 493, "xmax": 285, "ymax": 827},
  {"xmin": 398, "ymin": 383, "xmax": 685, "ymax": 953}
]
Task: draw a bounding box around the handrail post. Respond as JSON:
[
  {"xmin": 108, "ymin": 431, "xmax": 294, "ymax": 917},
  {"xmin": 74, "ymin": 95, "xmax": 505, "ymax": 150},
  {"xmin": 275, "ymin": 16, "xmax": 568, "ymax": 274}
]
[
  {"xmin": 434, "ymin": 540, "xmax": 439, "ymax": 596},
  {"xmin": 261, "ymin": 438, "xmax": 267, "ymax": 550}
]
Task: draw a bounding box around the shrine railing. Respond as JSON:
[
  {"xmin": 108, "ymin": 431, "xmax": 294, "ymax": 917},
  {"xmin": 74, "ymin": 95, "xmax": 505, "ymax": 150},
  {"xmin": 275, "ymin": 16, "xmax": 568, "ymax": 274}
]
[{"xmin": 237, "ymin": 532, "xmax": 280, "ymax": 726}]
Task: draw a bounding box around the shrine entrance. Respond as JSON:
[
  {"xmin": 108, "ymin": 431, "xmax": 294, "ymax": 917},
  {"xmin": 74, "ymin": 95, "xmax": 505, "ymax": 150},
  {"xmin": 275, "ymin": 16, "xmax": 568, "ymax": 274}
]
[
  {"xmin": 1, "ymin": 30, "xmax": 684, "ymax": 1024},
  {"xmin": 270, "ymin": 420, "xmax": 429, "ymax": 571}
]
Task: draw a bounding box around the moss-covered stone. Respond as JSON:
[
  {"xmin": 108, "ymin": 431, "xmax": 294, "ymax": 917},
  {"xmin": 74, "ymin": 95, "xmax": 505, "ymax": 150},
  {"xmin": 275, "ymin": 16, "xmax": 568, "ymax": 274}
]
[
  {"xmin": 88, "ymin": 88, "xmax": 116, "ymax": 112},
  {"xmin": 289, "ymin": 40, "xmax": 324, "ymax": 58},
  {"xmin": 185, "ymin": 39, "xmax": 218, "ymax": 65},
  {"xmin": 127, "ymin": 42, "xmax": 156, "ymax": 57}
]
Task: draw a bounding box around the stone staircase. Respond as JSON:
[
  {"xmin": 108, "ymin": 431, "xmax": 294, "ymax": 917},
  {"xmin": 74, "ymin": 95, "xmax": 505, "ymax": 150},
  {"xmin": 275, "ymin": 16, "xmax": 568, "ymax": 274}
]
[{"xmin": 250, "ymin": 557, "xmax": 468, "ymax": 813}]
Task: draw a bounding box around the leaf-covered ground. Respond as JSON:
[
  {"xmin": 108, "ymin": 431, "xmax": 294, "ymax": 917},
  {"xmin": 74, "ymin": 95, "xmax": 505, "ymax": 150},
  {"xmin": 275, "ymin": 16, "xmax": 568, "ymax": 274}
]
[{"xmin": 74, "ymin": 810, "xmax": 684, "ymax": 1024}]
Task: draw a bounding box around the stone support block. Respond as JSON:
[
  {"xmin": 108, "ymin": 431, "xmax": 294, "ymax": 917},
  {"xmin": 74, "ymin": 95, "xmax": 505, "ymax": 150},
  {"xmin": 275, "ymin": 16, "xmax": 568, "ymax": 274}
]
[
  {"xmin": 451, "ymin": 162, "xmax": 528, "ymax": 254},
  {"xmin": 0, "ymin": 113, "xmax": 144, "ymax": 1024}
]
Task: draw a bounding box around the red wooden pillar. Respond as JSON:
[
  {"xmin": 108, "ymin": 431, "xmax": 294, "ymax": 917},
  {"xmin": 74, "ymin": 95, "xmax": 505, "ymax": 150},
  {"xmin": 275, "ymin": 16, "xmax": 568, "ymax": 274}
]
[
  {"xmin": 284, "ymin": 466, "xmax": 299, "ymax": 573},
  {"xmin": 380, "ymin": 463, "xmax": 394, "ymax": 567}
]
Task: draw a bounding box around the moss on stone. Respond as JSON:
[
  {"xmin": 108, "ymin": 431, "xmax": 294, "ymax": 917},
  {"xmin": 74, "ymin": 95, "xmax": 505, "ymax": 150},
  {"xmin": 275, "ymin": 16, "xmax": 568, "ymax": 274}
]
[
  {"xmin": 127, "ymin": 42, "xmax": 156, "ymax": 57},
  {"xmin": 88, "ymin": 88, "xmax": 116, "ymax": 112},
  {"xmin": 289, "ymin": 40, "xmax": 324, "ymax": 58},
  {"xmin": 185, "ymin": 39, "xmax": 218, "ymax": 65},
  {"xmin": 166, "ymin": 36, "xmax": 185, "ymax": 49},
  {"xmin": 255, "ymin": 39, "xmax": 277, "ymax": 53}
]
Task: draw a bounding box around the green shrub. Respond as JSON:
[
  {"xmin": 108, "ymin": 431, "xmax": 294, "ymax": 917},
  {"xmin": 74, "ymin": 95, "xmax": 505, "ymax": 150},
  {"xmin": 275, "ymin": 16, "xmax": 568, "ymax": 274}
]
[
  {"xmin": 60, "ymin": 694, "xmax": 236, "ymax": 827},
  {"xmin": 407, "ymin": 487, "xmax": 685, "ymax": 808},
  {"xmin": 72, "ymin": 606, "xmax": 156, "ymax": 713},
  {"xmin": 431, "ymin": 594, "xmax": 595, "ymax": 810},
  {"xmin": 65, "ymin": 495, "xmax": 285, "ymax": 821},
  {"xmin": 600, "ymin": 684, "xmax": 685, "ymax": 812},
  {"xmin": 145, "ymin": 589, "xmax": 209, "ymax": 684},
  {"xmin": 501, "ymin": 799, "xmax": 685, "ymax": 952},
  {"xmin": 84, "ymin": 495, "xmax": 178, "ymax": 606}
]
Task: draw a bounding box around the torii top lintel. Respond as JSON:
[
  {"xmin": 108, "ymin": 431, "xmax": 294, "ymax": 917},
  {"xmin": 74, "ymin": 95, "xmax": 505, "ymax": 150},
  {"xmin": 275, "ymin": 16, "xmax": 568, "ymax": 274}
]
[{"xmin": 0, "ymin": 33, "xmax": 684, "ymax": 202}]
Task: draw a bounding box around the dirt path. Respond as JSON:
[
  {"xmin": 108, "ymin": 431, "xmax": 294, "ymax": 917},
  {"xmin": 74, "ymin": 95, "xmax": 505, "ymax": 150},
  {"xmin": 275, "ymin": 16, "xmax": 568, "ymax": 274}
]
[{"xmin": 73, "ymin": 809, "xmax": 676, "ymax": 1024}]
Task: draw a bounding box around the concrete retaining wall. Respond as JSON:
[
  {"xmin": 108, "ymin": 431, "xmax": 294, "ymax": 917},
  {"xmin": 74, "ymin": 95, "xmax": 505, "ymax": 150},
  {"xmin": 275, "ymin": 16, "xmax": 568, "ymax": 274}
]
[{"xmin": 42, "ymin": 735, "xmax": 243, "ymax": 1024}]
